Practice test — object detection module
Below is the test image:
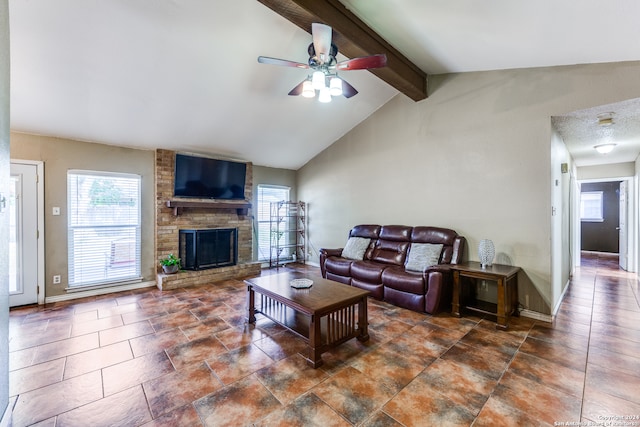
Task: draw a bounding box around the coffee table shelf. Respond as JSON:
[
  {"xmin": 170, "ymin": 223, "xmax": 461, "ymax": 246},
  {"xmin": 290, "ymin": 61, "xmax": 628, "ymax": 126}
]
[{"xmin": 245, "ymin": 272, "xmax": 369, "ymax": 368}]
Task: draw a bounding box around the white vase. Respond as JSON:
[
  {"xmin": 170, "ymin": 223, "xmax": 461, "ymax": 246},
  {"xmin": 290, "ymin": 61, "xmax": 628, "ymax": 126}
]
[{"xmin": 478, "ymin": 239, "xmax": 495, "ymax": 268}]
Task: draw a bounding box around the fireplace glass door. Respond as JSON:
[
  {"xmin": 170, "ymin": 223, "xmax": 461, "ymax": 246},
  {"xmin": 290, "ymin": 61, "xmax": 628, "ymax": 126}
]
[{"xmin": 179, "ymin": 228, "xmax": 238, "ymax": 270}]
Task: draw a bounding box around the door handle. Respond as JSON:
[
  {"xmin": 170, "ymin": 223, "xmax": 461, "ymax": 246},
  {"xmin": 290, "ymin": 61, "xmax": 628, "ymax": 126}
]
[{"xmin": 0, "ymin": 192, "xmax": 6, "ymax": 213}]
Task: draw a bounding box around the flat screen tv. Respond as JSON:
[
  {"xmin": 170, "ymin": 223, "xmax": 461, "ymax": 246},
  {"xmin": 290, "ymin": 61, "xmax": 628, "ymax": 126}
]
[{"xmin": 174, "ymin": 154, "xmax": 246, "ymax": 200}]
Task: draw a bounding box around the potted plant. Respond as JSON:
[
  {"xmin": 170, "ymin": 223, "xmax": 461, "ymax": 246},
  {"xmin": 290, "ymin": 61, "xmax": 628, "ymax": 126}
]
[{"xmin": 160, "ymin": 253, "xmax": 181, "ymax": 274}]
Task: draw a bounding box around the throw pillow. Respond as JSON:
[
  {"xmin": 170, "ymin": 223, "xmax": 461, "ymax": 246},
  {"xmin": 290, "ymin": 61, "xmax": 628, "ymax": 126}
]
[
  {"xmin": 341, "ymin": 237, "xmax": 371, "ymax": 260},
  {"xmin": 405, "ymin": 243, "xmax": 443, "ymax": 272}
]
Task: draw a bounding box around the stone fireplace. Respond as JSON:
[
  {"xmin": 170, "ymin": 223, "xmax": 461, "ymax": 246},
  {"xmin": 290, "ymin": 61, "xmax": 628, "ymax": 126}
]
[{"xmin": 155, "ymin": 149, "xmax": 261, "ymax": 290}]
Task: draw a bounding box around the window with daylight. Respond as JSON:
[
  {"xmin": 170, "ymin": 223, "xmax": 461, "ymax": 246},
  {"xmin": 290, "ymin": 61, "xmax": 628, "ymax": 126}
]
[
  {"xmin": 580, "ymin": 191, "xmax": 604, "ymax": 222},
  {"xmin": 256, "ymin": 185, "xmax": 290, "ymax": 262},
  {"xmin": 67, "ymin": 171, "xmax": 142, "ymax": 288}
]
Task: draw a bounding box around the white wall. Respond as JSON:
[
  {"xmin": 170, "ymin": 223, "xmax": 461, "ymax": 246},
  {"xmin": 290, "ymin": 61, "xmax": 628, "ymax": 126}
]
[
  {"xmin": 578, "ymin": 162, "xmax": 636, "ymax": 180},
  {"xmin": 298, "ymin": 61, "xmax": 640, "ymax": 315},
  {"xmin": 0, "ymin": 0, "xmax": 10, "ymax": 420},
  {"xmin": 550, "ymin": 127, "xmax": 573, "ymax": 314}
]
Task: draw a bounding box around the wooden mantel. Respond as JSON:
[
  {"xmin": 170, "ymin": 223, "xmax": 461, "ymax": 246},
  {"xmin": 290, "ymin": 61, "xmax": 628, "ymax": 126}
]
[{"xmin": 166, "ymin": 200, "xmax": 251, "ymax": 216}]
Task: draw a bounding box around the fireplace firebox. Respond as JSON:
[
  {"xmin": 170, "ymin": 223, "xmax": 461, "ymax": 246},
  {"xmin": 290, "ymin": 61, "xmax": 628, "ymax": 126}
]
[{"xmin": 179, "ymin": 228, "xmax": 238, "ymax": 270}]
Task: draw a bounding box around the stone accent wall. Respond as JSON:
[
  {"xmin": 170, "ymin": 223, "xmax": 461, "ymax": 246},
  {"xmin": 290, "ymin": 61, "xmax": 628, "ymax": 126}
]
[{"xmin": 155, "ymin": 149, "xmax": 260, "ymax": 289}]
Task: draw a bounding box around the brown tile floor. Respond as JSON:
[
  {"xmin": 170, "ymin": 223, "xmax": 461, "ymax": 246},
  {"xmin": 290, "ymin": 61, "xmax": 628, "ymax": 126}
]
[{"xmin": 8, "ymin": 253, "xmax": 640, "ymax": 426}]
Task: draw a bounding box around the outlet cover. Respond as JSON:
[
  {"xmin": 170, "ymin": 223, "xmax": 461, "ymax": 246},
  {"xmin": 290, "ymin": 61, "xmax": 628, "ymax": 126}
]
[{"xmin": 53, "ymin": 275, "xmax": 61, "ymax": 284}]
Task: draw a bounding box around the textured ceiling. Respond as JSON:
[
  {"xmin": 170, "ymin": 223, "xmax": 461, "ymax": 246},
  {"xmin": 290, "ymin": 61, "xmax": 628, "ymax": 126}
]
[
  {"xmin": 553, "ymin": 99, "xmax": 640, "ymax": 167},
  {"xmin": 9, "ymin": 0, "xmax": 640, "ymax": 169}
]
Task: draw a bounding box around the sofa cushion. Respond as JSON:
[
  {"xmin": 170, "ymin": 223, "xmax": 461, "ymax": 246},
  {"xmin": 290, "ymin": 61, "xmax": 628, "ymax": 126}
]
[
  {"xmin": 349, "ymin": 224, "xmax": 381, "ymax": 239},
  {"xmin": 405, "ymin": 243, "xmax": 443, "ymax": 272},
  {"xmin": 382, "ymin": 266, "xmax": 425, "ymax": 294},
  {"xmin": 326, "ymin": 272, "xmax": 351, "ymax": 285},
  {"xmin": 352, "ymin": 278, "xmax": 384, "ymax": 300},
  {"xmin": 370, "ymin": 225, "xmax": 412, "ymax": 266},
  {"xmin": 341, "ymin": 237, "xmax": 371, "ymax": 260},
  {"xmin": 324, "ymin": 257, "xmax": 353, "ymax": 276},
  {"xmin": 351, "ymin": 260, "xmax": 387, "ymax": 283}
]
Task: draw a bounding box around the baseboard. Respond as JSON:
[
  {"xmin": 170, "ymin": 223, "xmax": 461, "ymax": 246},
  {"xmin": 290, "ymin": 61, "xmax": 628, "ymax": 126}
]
[
  {"xmin": 45, "ymin": 280, "xmax": 156, "ymax": 303},
  {"xmin": 519, "ymin": 309, "xmax": 553, "ymax": 323},
  {"xmin": 552, "ymin": 278, "xmax": 572, "ymax": 316}
]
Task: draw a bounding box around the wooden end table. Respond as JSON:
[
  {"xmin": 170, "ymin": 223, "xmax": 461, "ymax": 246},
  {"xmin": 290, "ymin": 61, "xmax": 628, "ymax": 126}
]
[
  {"xmin": 245, "ymin": 271, "xmax": 369, "ymax": 368},
  {"xmin": 451, "ymin": 261, "xmax": 520, "ymax": 329}
]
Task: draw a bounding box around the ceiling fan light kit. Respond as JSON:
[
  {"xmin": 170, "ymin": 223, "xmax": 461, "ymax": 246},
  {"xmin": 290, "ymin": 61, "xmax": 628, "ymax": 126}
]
[
  {"xmin": 257, "ymin": 23, "xmax": 387, "ymax": 103},
  {"xmin": 318, "ymin": 86, "xmax": 332, "ymax": 103},
  {"xmin": 301, "ymin": 80, "xmax": 315, "ymax": 98},
  {"xmin": 329, "ymin": 77, "xmax": 343, "ymax": 96},
  {"xmin": 312, "ymin": 71, "xmax": 325, "ymax": 90}
]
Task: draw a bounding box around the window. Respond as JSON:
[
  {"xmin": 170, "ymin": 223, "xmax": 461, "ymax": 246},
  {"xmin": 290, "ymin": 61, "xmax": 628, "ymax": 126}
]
[
  {"xmin": 68, "ymin": 171, "xmax": 141, "ymax": 288},
  {"xmin": 256, "ymin": 185, "xmax": 290, "ymax": 262},
  {"xmin": 580, "ymin": 191, "xmax": 604, "ymax": 222}
]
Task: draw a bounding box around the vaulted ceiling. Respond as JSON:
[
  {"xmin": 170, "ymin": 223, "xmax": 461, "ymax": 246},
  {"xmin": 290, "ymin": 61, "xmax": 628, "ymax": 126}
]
[{"xmin": 9, "ymin": 1, "xmax": 640, "ymax": 169}]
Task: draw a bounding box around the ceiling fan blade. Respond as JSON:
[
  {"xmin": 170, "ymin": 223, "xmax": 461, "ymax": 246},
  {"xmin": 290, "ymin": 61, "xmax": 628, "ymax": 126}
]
[
  {"xmin": 341, "ymin": 79, "xmax": 358, "ymax": 98},
  {"xmin": 257, "ymin": 56, "xmax": 309, "ymax": 69},
  {"xmin": 312, "ymin": 23, "xmax": 332, "ymax": 63},
  {"xmin": 336, "ymin": 54, "xmax": 387, "ymax": 71},
  {"xmin": 288, "ymin": 79, "xmax": 307, "ymax": 96}
]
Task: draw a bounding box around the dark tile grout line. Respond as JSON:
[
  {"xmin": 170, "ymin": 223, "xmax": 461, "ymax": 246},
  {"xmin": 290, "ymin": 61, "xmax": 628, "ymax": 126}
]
[{"xmin": 579, "ymin": 267, "xmax": 596, "ymax": 422}]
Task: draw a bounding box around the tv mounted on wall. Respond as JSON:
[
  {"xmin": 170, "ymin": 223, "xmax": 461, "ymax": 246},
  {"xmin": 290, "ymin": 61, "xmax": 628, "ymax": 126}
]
[{"xmin": 174, "ymin": 153, "xmax": 247, "ymax": 200}]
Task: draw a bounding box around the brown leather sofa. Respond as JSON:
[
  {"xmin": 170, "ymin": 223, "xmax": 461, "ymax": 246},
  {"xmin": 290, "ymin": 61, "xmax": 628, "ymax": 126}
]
[{"xmin": 319, "ymin": 225, "xmax": 466, "ymax": 314}]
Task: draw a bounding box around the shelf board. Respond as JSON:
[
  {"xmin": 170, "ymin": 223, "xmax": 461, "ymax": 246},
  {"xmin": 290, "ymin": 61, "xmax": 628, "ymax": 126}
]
[{"xmin": 166, "ymin": 200, "xmax": 251, "ymax": 216}]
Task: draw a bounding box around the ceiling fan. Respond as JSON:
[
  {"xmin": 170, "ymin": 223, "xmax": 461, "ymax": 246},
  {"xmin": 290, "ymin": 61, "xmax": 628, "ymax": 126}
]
[{"xmin": 257, "ymin": 23, "xmax": 387, "ymax": 102}]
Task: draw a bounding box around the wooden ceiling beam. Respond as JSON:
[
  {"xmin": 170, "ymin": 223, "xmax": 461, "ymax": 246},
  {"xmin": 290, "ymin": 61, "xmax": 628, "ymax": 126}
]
[{"xmin": 256, "ymin": 0, "xmax": 427, "ymax": 101}]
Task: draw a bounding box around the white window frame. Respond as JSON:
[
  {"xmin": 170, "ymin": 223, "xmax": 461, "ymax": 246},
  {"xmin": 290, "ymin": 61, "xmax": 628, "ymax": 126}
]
[
  {"xmin": 256, "ymin": 185, "xmax": 290, "ymax": 262},
  {"xmin": 67, "ymin": 170, "xmax": 142, "ymax": 289},
  {"xmin": 580, "ymin": 191, "xmax": 604, "ymax": 222}
]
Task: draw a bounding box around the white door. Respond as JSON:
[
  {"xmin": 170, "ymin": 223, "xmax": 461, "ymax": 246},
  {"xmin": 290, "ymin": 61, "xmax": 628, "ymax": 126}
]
[
  {"xmin": 9, "ymin": 163, "xmax": 39, "ymax": 306},
  {"xmin": 619, "ymin": 180, "xmax": 627, "ymax": 270}
]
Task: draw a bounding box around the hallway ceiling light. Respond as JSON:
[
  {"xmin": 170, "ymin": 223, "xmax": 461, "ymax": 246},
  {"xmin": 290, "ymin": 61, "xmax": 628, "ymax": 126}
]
[{"xmin": 594, "ymin": 143, "xmax": 616, "ymax": 154}]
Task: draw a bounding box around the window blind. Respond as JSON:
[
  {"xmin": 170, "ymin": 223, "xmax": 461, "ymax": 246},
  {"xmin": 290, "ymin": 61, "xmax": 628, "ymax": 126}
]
[{"xmin": 67, "ymin": 171, "xmax": 142, "ymax": 288}]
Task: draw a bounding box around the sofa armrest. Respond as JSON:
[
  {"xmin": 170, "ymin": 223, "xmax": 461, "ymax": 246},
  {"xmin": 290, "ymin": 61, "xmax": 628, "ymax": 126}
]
[
  {"xmin": 423, "ymin": 264, "xmax": 455, "ymax": 313},
  {"xmin": 424, "ymin": 264, "xmax": 453, "ymax": 276},
  {"xmin": 319, "ymin": 248, "xmax": 343, "ymax": 277},
  {"xmin": 319, "ymin": 248, "xmax": 343, "ymax": 257}
]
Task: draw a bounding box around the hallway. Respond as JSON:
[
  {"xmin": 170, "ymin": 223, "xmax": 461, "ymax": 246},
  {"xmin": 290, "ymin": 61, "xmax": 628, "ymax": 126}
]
[{"xmin": 561, "ymin": 251, "xmax": 640, "ymax": 420}]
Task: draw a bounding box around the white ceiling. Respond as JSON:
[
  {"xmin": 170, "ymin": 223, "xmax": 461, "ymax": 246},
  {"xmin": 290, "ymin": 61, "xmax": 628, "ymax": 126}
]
[{"xmin": 9, "ymin": 0, "xmax": 640, "ymax": 170}]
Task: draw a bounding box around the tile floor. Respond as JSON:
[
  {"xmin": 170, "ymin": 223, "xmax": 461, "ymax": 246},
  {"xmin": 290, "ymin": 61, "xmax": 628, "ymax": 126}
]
[{"xmin": 7, "ymin": 253, "xmax": 640, "ymax": 426}]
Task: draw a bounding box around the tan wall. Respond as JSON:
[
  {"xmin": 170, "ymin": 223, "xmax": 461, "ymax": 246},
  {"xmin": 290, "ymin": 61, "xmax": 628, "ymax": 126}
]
[
  {"xmin": 252, "ymin": 165, "xmax": 297, "ymax": 261},
  {"xmin": 253, "ymin": 165, "xmax": 297, "ymax": 202},
  {"xmin": 298, "ymin": 61, "xmax": 640, "ymax": 315},
  {"xmin": 10, "ymin": 132, "xmax": 156, "ymax": 298}
]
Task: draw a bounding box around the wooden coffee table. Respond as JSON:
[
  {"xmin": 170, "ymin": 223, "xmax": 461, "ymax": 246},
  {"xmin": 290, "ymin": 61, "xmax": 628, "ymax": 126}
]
[{"xmin": 245, "ymin": 271, "xmax": 369, "ymax": 368}]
